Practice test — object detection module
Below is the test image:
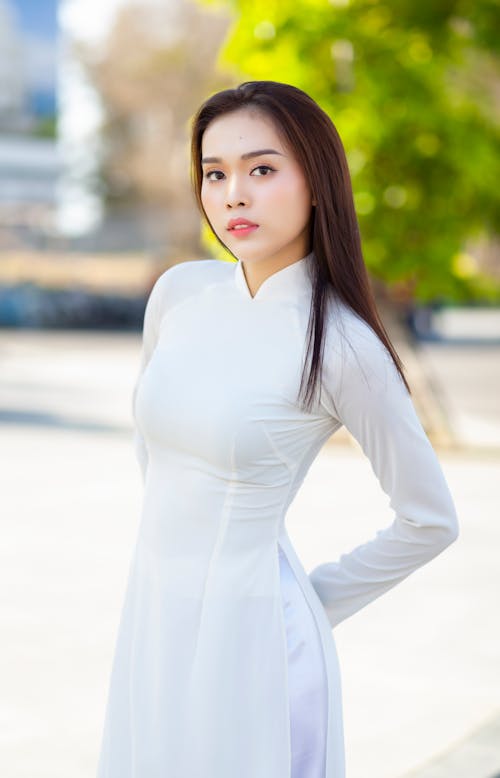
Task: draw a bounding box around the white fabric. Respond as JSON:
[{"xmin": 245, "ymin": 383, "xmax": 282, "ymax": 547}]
[
  {"xmin": 96, "ymin": 251, "xmax": 459, "ymax": 777},
  {"xmin": 279, "ymin": 545, "xmax": 328, "ymax": 777}
]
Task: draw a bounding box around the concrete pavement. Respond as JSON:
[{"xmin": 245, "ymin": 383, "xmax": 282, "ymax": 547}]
[
  {"xmin": 1, "ymin": 329, "xmax": 499, "ymax": 778},
  {"xmin": 417, "ymin": 342, "xmax": 500, "ymax": 454},
  {"xmin": 402, "ymin": 711, "xmax": 500, "ymax": 778}
]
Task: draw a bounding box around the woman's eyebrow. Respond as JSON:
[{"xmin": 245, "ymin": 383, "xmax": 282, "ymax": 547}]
[{"xmin": 201, "ymin": 149, "xmax": 285, "ymax": 164}]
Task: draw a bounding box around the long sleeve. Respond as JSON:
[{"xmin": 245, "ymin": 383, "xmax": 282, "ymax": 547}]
[
  {"xmin": 131, "ymin": 272, "xmax": 169, "ymax": 483},
  {"xmin": 309, "ymin": 304, "xmax": 459, "ymax": 629}
]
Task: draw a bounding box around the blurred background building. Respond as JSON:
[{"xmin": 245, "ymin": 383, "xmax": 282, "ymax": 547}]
[
  {"xmin": 0, "ymin": 0, "xmax": 60, "ymax": 251},
  {"xmin": 0, "ymin": 0, "xmax": 234, "ymax": 329}
]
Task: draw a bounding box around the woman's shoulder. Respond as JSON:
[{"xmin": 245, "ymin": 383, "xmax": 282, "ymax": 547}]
[
  {"xmin": 325, "ymin": 292, "xmax": 387, "ymax": 360},
  {"xmin": 154, "ymin": 257, "xmax": 232, "ymax": 291},
  {"xmin": 321, "ymin": 290, "xmax": 400, "ymax": 399},
  {"xmin": 148, "ymin": 258, "xmax": 234, "ymax": 311}
]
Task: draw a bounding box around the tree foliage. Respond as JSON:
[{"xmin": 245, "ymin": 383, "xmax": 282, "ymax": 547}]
[{"xmin": 202, "ymin": 0, "xmax": 500, "ymax": 302}]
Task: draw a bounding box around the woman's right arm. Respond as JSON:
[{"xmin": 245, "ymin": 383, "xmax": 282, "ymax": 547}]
[{"xmin": 131, "ymin": 272, "xmax": 169, "ymax": 483}]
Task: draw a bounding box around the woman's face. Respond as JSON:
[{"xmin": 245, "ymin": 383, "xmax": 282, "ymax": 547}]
[{"xmin": 200, "ymin": 108, "xmax": 314, "ymax": 268}]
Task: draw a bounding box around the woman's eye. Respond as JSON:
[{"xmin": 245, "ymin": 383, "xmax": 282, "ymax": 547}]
[
  {"xmin": 251, "ymin": 165, "xmax": 275, "ymax": 176},
  {"xmin": 204, "ymin": 170, "xmax": 224, "ymax": 181},
  {"xmin": 204, "ymin": 165, "xmax": 275, "ymax": 181}
]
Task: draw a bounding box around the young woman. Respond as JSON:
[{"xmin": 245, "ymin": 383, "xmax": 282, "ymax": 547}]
[{"xmin": 96, "ymin": 81, "xmax": 459, "ymax": 778}]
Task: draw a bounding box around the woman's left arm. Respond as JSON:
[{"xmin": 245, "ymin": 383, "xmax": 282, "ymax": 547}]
[{"xmin": 309, "ymin": 311, "xmax": 459, "ymax": 629}]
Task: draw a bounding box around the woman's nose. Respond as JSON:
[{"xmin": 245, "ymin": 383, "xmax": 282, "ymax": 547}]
[{"xmin": 225, "ymin": 176, "xmax": 249, "ymax": 208}]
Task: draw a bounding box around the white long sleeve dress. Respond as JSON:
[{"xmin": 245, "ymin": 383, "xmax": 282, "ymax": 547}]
[{"xmin": 96, "ymin": 251, "xmax": 459, "ymax": 778}]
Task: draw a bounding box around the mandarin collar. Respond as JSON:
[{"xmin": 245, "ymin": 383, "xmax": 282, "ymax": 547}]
[{"xmin": 234, "ymin": 251, "xmax": 315, "ymax": 303}]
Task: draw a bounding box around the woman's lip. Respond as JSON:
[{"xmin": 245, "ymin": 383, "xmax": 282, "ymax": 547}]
[
  {"xmin": 227, "ymin": 222, "xmax": 258, "ymax": 229},
  {"xmin": 228, "ymin": 224, "xmax": 259, "ymax": 236}
]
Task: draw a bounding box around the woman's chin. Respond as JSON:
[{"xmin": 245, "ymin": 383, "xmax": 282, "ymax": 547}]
[{"xmin": 228, "ymin": 242, "xmax": 273, "ymax": 264}]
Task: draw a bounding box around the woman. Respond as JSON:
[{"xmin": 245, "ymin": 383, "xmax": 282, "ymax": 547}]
[{"xmin": 96, "ymin": 81, "xmax": 459, "ymax": 778}]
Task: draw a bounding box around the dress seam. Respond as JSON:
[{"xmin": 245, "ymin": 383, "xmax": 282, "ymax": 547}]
[{"xmin": 188, "ymin": 434, "xmax": 238, "ymax": 678}]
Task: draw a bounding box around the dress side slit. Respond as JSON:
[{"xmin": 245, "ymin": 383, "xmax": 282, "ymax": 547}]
[{"xmin": 279, "ymin": 545, "xmax": 328, "ymax": 777}]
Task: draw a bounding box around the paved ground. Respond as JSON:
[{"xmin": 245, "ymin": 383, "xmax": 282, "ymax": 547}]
[
  {"xmin": 417, "ymin": 341, "xmax": 500, "ymax": 453},
  {"xmin": 1, "ymin": 329, "xmax": 499, "ymax": 778},
  {"xmin": 402, "ymin": 712, "xmax": 500, "ymax": 778}
]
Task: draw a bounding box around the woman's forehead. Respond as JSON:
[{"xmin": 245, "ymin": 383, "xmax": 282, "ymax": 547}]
[{"xmin": 201, "ymin": 109, "xmax": 286, "ymax": 154}]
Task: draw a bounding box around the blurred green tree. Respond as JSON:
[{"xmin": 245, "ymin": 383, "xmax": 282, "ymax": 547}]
[{"xmin": 201, "ymin": 0, "xmax": 500, "ymax": 302}]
